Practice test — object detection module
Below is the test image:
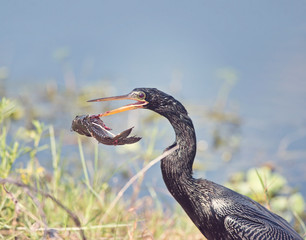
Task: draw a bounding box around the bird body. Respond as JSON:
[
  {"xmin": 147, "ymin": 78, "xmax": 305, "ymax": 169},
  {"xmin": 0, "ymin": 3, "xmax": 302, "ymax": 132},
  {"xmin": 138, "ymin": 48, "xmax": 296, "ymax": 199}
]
[
  {"xmin": 89, "ymin": 88, "xmax": 303, "ymax": 240},
  {"xmin": 162, "ymin": 166, "xmax": 301, "ymax": 239}
]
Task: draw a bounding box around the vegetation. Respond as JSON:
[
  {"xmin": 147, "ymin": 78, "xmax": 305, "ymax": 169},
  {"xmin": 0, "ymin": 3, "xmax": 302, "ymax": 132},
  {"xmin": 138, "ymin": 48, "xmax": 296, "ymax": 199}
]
[{"xmin": 0, "ymin": 83, "xmax": 305, "ymax": 239}]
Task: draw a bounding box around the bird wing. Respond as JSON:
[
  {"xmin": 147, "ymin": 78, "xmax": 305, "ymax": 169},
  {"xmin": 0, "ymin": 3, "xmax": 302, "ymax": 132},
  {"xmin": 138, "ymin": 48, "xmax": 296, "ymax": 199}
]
[
  {"xmin": 205, "ymin": 181, "xmax": 303, "ymax": 239},
  {"xmin": 224, "ymin": 213, "xmax": 302, "ymax": 240}
]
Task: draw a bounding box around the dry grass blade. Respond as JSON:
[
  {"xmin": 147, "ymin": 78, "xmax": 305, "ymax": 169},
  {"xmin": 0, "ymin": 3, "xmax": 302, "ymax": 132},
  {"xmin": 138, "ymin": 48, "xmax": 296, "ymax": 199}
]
[
  {"xmin": 101, "ymin": 145, "xmax": 179, "ymax": 222},
  {"xmin": 0, "ymin": 178, "xmax": 87, "ymax": 240},
  {"xmin": 24, "ymin": 188, "xmax": 48, "ymax": 239}
]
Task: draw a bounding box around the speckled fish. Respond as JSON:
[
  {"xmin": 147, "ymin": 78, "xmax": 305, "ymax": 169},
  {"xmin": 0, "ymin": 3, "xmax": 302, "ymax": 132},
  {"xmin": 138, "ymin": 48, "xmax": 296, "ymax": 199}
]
[{"xmin": 71, "ymin": 115, "xmax": 141, "ymax": 145}]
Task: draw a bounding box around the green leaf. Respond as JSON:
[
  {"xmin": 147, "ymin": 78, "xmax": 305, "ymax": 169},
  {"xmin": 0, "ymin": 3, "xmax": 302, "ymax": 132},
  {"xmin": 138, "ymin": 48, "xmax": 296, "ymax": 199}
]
[{"xmin": 289, "ymin": 193, "xmax": 305, "ymax": 214}]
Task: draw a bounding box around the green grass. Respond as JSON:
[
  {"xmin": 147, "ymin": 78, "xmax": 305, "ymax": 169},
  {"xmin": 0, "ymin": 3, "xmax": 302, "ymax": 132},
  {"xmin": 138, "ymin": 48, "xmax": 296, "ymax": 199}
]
[
  {"xmin": 0, "ymin": 93, "xmax": 305, "ymax": 240},
  {"xmin": 0, "ymin": 96, "xmax": 204, "ymax": 239}
]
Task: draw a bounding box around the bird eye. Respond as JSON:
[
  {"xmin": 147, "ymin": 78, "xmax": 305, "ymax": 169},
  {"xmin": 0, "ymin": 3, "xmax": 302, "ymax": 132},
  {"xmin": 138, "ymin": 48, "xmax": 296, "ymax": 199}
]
[{"xmin": 138, "ymin": 92, "xmax": 145, "ymax": 100}]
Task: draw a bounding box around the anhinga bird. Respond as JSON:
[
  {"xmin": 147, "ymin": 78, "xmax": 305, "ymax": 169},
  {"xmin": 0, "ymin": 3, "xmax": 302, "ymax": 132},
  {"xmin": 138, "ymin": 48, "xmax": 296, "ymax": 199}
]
[{"xmin": 89, "ymin": 88, "xmax": 303, "ymax": 240}]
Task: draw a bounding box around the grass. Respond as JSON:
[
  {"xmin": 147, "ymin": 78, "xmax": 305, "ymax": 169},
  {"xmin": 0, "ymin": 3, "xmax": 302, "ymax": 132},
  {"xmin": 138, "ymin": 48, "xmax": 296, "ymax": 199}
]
[
  {"xmin": 0, "ymin": 89, "xmax": 305, "ymax": 239},
  {"xmin": 0, "ymin": 96, "xmax": 204, "ymax": 239}
]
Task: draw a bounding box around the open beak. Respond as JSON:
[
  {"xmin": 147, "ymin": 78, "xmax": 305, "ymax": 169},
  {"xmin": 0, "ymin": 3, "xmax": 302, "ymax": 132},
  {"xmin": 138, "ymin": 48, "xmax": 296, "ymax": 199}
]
[{"xmin": 87, "ymin": 93, "xmax": 148, "ymax": 117}]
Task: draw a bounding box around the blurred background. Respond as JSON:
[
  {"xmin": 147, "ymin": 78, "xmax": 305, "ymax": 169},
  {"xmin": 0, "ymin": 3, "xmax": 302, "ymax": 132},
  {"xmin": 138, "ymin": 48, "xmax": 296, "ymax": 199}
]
[{"xmin": 1, "ymin": 0, "xmax": 306, "ymax": 207}]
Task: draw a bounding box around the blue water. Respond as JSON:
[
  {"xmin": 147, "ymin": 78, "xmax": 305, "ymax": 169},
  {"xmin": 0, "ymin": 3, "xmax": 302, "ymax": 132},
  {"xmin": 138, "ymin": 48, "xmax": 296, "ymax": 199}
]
[{"xmin": 1, "ymin": 1, "xmax": 306, "ymax": 199}]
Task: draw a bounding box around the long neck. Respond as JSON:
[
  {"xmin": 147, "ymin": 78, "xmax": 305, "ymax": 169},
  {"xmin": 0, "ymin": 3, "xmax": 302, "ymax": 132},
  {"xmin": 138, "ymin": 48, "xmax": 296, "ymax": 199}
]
[
  {"xmin": 160, "ymin": 111, "xmax": 214, "ymax": 236},
  {"xmin": 160, "ymin": 111, "xmax": 197, "ymax": 190}
]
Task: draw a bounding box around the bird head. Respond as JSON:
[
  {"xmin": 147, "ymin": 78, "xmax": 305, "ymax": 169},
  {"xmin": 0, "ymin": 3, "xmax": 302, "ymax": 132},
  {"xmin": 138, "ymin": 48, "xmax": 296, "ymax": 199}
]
[{"xmin": 87, "ymin": 88, "xmax": 188, "ymax": 118}]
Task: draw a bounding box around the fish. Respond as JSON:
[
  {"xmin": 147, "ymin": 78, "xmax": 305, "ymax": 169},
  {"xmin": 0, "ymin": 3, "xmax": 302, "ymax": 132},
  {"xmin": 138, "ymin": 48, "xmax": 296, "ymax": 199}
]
[{"xmin": 71, "ymin": 115, "xmax": 141, "ymax": 145}]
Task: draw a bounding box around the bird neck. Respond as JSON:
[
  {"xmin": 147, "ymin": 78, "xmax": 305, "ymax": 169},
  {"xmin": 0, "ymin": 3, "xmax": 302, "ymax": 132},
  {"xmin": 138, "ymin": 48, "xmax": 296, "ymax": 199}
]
[{"xmin": 161, "ymin": 111, "xmax": 197, "ymax": 183}]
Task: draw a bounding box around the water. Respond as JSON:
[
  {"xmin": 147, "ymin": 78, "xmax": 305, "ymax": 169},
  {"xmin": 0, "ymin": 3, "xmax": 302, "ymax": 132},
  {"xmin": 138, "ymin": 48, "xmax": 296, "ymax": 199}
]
[{"xmin": 1, "ymin": 1, "xmax": 306, "ymax": 199}]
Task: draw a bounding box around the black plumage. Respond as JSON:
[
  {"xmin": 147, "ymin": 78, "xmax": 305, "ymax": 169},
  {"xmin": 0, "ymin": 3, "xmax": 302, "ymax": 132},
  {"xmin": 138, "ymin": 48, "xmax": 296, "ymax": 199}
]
[{"xmin": 90, "ymin": 88, "xmax": 303, "ymax": 240}]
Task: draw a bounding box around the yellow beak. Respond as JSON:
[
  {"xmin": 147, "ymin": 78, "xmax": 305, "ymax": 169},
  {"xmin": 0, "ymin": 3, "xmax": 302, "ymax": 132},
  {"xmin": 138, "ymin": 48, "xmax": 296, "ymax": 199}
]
[{"xmin": 88, "ymin": 93, "xmax": 148, "ymax": 117}]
